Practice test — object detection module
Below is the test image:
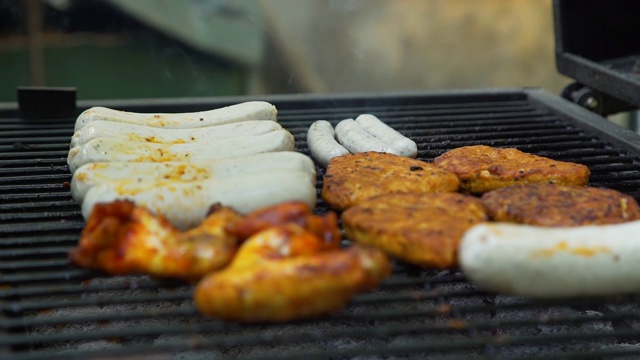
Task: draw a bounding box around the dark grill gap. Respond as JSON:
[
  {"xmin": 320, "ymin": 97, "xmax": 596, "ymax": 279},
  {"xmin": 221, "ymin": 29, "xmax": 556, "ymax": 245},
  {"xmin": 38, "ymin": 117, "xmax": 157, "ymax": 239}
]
[{"xmin": 2, "ymin": 89, "xmax": 640, "ymax": 359}]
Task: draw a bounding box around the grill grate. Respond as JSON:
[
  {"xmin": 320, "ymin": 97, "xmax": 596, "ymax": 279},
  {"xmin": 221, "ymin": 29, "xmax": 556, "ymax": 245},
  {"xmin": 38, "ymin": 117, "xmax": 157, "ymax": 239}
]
[{"xmin": 2, "ymin": 88, "xmax": 640, "ymax": 359}]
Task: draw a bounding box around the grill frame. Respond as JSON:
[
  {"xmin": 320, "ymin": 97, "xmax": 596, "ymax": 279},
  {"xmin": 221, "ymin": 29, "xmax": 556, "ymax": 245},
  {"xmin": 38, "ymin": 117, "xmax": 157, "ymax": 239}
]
[{"xmin": 3, "ymin": 87, "xmax": 640, "ymax": 359}]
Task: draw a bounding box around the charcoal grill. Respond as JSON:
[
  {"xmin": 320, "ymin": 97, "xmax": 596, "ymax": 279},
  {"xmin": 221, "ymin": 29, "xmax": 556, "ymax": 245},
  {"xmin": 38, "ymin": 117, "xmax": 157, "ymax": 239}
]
[
  {"xmin": 3, "ymin": 88, "xmax": 640, "ymax": 360},
  {"xmin": 5, "ymin": 0, "xmax": 640, "ymax": 358}
]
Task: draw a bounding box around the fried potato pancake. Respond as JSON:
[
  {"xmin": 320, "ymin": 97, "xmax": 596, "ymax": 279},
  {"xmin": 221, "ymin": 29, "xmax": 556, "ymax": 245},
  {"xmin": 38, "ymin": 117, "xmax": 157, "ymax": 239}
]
[
  {"xmin": 481, "ymin": 183, "xmax": 640, "ymax": 226},
  {"xmin": 342, "ymin": 193, "xmax": 488, "ymax": 268},
  {"xmin": 433, "ymin": 145, "xmax": 590, "ymax": 194},
  {"xmin": 321, "ymin": 152, "xmax": 460, "ymax": 210}
]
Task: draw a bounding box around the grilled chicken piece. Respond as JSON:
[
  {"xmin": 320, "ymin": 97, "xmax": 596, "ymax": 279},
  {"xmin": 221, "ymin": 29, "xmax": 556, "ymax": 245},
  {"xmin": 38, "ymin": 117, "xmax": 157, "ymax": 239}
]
[
  {"xmin": 225, "ymin": 201, "xmax": 340, "ymax": 243},
  {"xmin": 69, "ymin": 200, "xmax": 243, "ymax": 279},
  {"xmin": 434, "ymin": 145, "xmax": 590, "ymax": 194},
  {"xmin": 194, "ymin": 220, "xmax": 391, "ymax": 322}
]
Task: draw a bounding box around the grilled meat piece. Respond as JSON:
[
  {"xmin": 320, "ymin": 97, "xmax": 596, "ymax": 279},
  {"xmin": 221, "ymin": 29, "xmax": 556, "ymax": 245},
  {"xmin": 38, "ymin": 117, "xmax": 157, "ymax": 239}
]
[
  {"xmin": 433, "ymin": 145, "xmax": 590, "ymax": 194},
  {"xmin": 225, "ymin": 201, "xmax": 341, "ymax": 244},
  {"xmin": 194, "ymin": 220, "xmax": 391, "ymax": 322},
  {"xmin": 481, "ymin": 183, "xmax": 640, "ymax": 226},
  {"xmin": 322, "ymin": 152, "xmax": 459, "ymax": 210},
  {"xmin": 69, "ymin": 200, "xmax": 243, "ymax": 279},
  {"xmin": 342, "ymin": 193, "xmax": 488, "ymax": 268},
  {"xmin": 70, "ymin": 200, "xmax": 338, "ymax": 279}
]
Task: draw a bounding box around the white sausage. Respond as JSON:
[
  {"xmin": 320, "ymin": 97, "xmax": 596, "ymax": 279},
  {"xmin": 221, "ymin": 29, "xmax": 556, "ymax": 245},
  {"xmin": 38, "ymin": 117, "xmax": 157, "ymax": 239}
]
[
  {"xmin": 70, "ymin": 151, "xmax": 316, "ymax": 203},
  {"xmin": 306, "ymin": 120, "xmax": 350, "ymax": 167},
  {"xmin": 81, "ymin": 170, "xmax": 317, "ymax": 229},
  {"xmin": 67, "ymin": 130, "xmax": 295, "ymax": 173},
  {"xmin": 355, "ymin": 114, "xmax": 417, "ymax": 158},
  {"xmin": 74, "ymin": 101, "xmax": 277, "ymax": 132},
  {"xmin": 459, "ymin": 221, "xmax": 640, "ymax": 298},
  {"xmin": 70, "ymin": 120, "xmax": 282, "ymax": 148},
  {"xmin": 334, "ymin": 119, "xmax": 404, "ymax": 156}
]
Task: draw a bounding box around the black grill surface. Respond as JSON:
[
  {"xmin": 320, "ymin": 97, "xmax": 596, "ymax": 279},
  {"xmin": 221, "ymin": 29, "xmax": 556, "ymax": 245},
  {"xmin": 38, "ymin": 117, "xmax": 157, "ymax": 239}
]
[{"xmin": 3, "ymin": 88, "xmax": 640, "ymax": 359}]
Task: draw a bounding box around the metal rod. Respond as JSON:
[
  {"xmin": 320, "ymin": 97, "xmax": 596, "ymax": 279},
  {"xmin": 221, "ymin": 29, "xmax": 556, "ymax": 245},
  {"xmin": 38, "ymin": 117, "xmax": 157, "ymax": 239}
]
[{"xmin": 24, "ymin": 0, "xmax": 45, "ymax": 86}]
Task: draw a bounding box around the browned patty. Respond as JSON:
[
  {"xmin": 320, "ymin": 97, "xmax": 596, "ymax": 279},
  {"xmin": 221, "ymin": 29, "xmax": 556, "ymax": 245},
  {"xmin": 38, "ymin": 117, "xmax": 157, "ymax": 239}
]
[
  {"xmin": 481, "ymin": 183, "xmax": 640, "ymax": 226},
  {"xmin": 433, "ymin": 145, "xmax": 590, "ymax": 194},
  {"xmin": 341, "ymin": 193, "xmax": 488, "ymax": 268},
  {"xmin": 321, "ymin": 152, "xmax": 460, "ymax": 210}
]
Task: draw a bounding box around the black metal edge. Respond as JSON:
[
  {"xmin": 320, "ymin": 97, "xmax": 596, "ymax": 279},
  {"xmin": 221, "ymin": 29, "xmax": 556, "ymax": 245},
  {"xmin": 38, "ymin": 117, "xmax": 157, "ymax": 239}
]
[
  {"xmin": 0, "ymin": 102, "xmax": 18, "ymax": 118},
  {"xmin": 76, "ymin": 88, "xmax": 528, "ymax": 111},
  {"xmin": 556, "ymin": 54, "xmax": 640, "ymax": 109},
  {"xmin": 552, "ymin": 0, "xmax": 640, "ymax": 108},
  {"xmin": 17, "ymin": 87, "xmax": 77, "ymax": 120},
  {"xmin": 526, "ymin": 88, "xmax": 640, "ymax": 157},
  {"xmin": 551, "ymin": 0, "xmax": 563, "ymax": 62},
  {"xmin": 0, "ymin": 88, "xmax": 528, "ymax": 118}
]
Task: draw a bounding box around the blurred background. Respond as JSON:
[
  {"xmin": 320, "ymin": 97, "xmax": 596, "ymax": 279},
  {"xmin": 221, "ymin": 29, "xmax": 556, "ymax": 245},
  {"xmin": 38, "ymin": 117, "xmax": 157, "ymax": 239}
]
[
  {"xmin": 0, "ymin": 0, "xmax": 569, "ymax": 98},
  {"xmin": 1, "ymin": 0, "xmax": 633, "ymax": 125}
]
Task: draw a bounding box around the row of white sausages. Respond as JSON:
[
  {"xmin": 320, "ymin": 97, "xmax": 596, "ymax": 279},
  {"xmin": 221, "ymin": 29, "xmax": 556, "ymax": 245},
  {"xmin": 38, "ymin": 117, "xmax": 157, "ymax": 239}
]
[
  {"xmin": 68, "ymin": 102, "xmax": 317, "ymax": 229},
  {"xmin": 307, "ymin": 114, "xmax": 418, "ymax": 166}
]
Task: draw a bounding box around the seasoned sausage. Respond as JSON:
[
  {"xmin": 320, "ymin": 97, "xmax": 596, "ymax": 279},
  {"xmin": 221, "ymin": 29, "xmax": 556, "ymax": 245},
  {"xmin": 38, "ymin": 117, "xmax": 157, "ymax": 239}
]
[
  {"xmin": 67, "ymin": 130, "xmax": 295, "ymax": 173},
  {"xmin": 71, "ymin": 120, "xmax": 283, "ymax": 148},
  {"xmin": 306, "ymin": 120, "xmax": 350, "ymax": 167},
  {"xmin": 459, "ymin": 221, "xmax": 640, "ymax": 298},
  {"xmin": 81, "ymin": 170, "xmax": 317, "ymax": 229},
  {"xmin": 70, "ymin": 152, "xmax": 316, "ymax": 203},
  {"xmin": 74, "ymin": 101, "xmax": 277, "ymax": 131},
  {"xmin": 355, "ymin": 114, "xmax": 417, "ymax": 158},
  {"xmin": 334, "ymin": 119, "xmax": 403, "ymax": 155}
]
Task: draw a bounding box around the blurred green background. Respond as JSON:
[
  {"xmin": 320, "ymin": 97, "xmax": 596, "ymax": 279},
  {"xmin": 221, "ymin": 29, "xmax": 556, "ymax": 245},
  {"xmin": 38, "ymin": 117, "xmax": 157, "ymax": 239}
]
[
  {"xmin": 0, "ymin": 0, "xmax": 575, "ymax": 102},
  {"xmin": 1, "ymin": 43, "xmax": 247, "ymax": 100}
]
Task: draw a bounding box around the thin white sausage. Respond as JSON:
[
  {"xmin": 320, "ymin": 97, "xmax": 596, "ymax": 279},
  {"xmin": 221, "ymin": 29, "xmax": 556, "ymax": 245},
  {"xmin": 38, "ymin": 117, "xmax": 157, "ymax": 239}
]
[
  {"xmin": 70, "ymin": 120, "xmax": 282, "ymax": 148},
  {"xmin": 355, "ymin": 114, "xmax": 417, "ymax": 158},
  {"xmin": 307, "ymin": 120, "xmax": 350, "ymax": 167},
  {"xmin": 67, "ymin": 130, "xmax": 295, "ymax": 173},
  {"xmin": 459, "ymin": 221, "xmax": 640, "ymax": 298},
  {"xmin": 74, "ymin": 101, "xmax": 277, "ymax": 132},
  {"xmin": 70, "ymin": 151, "xmax": 316, "ymax": 203},
  {"xmin": 81, "ymin": 170, "xmax": 317, "ymax": 230},
  {"xmin": 334, "ymin": 119, "xmax": 403, "ymax": 156}
]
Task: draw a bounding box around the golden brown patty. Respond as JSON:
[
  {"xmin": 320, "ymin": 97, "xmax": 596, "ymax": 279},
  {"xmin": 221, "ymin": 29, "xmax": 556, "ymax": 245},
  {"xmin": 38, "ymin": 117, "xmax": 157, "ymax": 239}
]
[
  {"xmin": 481, "ymin": 183, "xmax": 640, "ymax": 226},
  {"xmin": 433, "ymin": 145, "xmax": 590, "ymax": 194},
  {"xmin": 321, "ymin": 152, "xmax": 459, "ymax": 210},
  {"xmin": 341, "ymin": 193, "xmax": 488, "ymax": 268}
]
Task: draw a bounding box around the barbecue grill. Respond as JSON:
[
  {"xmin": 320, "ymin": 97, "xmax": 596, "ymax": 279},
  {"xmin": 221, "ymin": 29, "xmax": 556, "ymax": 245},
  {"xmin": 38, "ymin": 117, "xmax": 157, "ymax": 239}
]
[{"xmin": 3, "ymin": 1, "xmax": 640, "ymax": 359}]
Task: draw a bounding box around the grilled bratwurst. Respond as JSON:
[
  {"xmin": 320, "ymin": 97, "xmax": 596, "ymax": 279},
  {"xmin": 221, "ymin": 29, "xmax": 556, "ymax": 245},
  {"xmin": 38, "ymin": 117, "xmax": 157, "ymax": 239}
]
[
  {"xmin": 460, "ymin": 220, "xmax": 640, "ymax": 298},
  {"xmin": 306, "ymin": 120, "xmax": 350, "ymax": 167},
  {"xmin": 71, "ymin": 119, "xmax": 283, "ymax": 148},
  {"xmin": 67, "ymin": 130, "xmax": 295, "ymax": 173},
  {"xmin": 74, "ymin": 101, "xmax": 277, "ymax": 131},
  {"xmin": 354, "ymin": 114, "xmax": 417, "ymax": 158},
  {"xmin": 70, "ymin": 151, "xmax": 315, "ymax": 203}
]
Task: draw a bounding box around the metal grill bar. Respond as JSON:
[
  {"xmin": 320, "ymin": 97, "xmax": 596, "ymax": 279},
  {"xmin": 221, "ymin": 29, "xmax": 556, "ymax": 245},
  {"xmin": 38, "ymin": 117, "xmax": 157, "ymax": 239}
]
[{"xmin": 2, "ymin": 89, "xmax": 640, "ymax": 359}]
